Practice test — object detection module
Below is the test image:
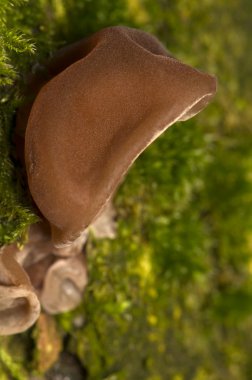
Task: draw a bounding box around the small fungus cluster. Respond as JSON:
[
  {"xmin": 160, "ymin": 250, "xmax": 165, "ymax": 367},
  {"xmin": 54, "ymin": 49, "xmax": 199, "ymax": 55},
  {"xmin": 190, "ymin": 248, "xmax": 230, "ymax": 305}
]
[{"xmin": 0, "ymin": 26, "xmax": 217, "ymax": 335}]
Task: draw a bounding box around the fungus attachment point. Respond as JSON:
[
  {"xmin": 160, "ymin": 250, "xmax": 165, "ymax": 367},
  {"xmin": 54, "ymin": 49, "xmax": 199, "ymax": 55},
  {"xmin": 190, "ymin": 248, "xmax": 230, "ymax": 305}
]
[
  {"xmin": 17, "ymin": 222, "xmax": 88, "ymax": 314},
  {"xmin": 25, "ymin": 26, "xmax": 217, "ymax": 247},
  {"xmin": 0, "ymin": 245, "xmax": 40, "ymax": 335}
]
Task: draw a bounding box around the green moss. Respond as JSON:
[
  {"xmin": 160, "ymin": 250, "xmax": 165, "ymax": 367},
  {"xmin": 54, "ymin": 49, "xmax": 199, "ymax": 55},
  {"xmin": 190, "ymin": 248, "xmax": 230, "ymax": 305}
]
[{"xmin": 0, "ymin": 335, "xmax": 30, "ymax": 380}]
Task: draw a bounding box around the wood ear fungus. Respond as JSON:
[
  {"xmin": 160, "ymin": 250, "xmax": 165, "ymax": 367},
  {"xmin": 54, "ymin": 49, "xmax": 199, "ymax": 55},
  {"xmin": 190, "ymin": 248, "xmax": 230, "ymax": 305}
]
[
  {"xmin": 24, "ymin": 26, "xmax": 217, "ymax": 247},
  {"xmin": 1, "ymin": 26, "xmax": 216, "ymax": 335}
]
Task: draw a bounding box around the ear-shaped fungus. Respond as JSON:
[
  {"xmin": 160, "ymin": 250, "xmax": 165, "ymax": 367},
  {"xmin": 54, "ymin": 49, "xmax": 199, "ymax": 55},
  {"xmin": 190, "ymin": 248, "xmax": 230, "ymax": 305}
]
[
  {"xmin": 25, "ymin": 26, "xmax": 217, "ymax": 247},
  {"xmin": 40, "ymin": 254, "xmax": 88, "ymax": 314},
  {"xmin": 0, "ymin": 245, "xmax": 40, "ymax": 335},
  {"xmin": 1, "ymin": 26, "xmax": 216, "ymax": 335}
]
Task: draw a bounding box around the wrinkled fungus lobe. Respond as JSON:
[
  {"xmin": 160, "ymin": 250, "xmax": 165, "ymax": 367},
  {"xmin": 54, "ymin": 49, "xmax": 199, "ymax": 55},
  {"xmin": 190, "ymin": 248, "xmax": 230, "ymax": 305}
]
[{"xmin": 25, "ymin": 26, "xmax": 217, "ymax": 247}]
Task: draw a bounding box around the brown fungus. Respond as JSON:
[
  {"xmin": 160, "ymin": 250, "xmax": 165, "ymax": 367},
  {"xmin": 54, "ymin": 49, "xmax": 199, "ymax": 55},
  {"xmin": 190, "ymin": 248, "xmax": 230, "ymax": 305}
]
[
  {"xmin": 40, "ymin": 254, "xmax": 88, "ymax": 314},
  {"xmin": 24, "ymin": 26, "xmax": 216, "ymax": 247},
  {"xmin": 17, "ymin": 223, "xmax": 88, "ymax": 314},
  {"xmin": 0, "ymin": 245, "xmax": 40, "ymax": 335},
  {"xmin": 0, "ymin": 222, "xmax": 88, "ymax": 334},
  {"xmin": 0, "ymin": 26, "xmax": 217, "ymax": 335}
]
